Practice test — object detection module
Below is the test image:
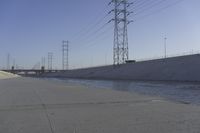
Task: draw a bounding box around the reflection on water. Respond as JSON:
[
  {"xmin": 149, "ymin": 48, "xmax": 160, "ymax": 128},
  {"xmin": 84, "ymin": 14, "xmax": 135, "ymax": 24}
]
[
  {"xmin": 110, "ymin": 81, "xmax": 132, "ymax": 92},
  {"xmin": 48, "ymin": 78, "xmax": 200, "ymax": 105}
]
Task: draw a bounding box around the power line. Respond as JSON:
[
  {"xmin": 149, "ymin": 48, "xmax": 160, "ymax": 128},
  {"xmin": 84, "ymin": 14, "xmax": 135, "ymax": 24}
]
[
  {"xmin": 133, "ymin": 0, "xmax": 167, "ymax": 15},
  {"xmin": 68, "ymin": 1, "xmax": 113, "ymax": 52},
  {"xmin": 71, "ymin": 0, "xmax": 184, "ymax": 67},
  {"xmin": 133, "ymin": 0, "xmax": 185, "ymax": 22},
  {"xmin": 133, "ymin": 0, "xmax": 157, "ymax": 10},
  {"xmin": 70, "ymin": 2, "xmax": 111, "ymax": 42},
  {"xmin": 83, "ymin": 25, "xmax": 113, "ymax": 49},
  {"xmin": 127, "ymin": 0, "xmax": 167, "ymax": 18},
  {"xmin": 72, "ymin": 14, "xmax": 110, "ymax": 42},
  {"xmin": 75, "ymin": 22, "xmax": 110, "ymax": 46}
]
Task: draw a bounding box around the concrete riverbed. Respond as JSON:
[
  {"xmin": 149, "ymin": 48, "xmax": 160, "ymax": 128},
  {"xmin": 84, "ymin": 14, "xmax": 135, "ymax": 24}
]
[{"xmin": 0, "ymin": 77, "xmax": 200, "ymax": 133}]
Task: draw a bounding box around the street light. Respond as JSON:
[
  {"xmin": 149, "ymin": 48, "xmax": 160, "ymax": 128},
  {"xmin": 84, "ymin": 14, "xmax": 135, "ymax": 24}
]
[{"xmin": 164, "ymin": 37, "xmax": 167, "ymax": 58}]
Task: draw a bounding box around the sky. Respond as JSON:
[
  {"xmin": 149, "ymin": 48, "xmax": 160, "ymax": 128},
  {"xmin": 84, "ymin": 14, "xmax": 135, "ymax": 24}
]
[{"xmin": 0, "ymin": 0, "xmax": 200, "ymax": 69}]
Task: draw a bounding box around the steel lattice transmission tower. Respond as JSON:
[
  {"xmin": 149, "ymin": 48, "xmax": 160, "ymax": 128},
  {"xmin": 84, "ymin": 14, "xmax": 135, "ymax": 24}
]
[
  {"xmin": 48, "ymin": 52, "xmax": 53, "ymax": 70},
  {"xmin": 7, "ymin": 53, "xmax": 10, "ymax": 70},
  {"xmin": 41, "ymin": 57, "xmax": 46, "ymax": 69},
  {"xmin": 109, "ymin": 0, "xmax": 133, "ymax": 65},
  {"xmin": 62, "ymin": 40, "xmax": 69, "ymax": 70}
]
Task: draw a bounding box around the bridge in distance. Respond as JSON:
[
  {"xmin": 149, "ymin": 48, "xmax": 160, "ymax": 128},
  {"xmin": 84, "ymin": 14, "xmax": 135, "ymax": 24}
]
[{"xmin": 2, "ymin": 68, "xmax": 65, "ymax": 75}]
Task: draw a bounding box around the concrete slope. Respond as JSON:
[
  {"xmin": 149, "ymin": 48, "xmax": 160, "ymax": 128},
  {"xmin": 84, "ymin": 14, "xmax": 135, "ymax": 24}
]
[
  {"xmin": 0, "ymin": 71, "xmax": 19, "ymax": 79},
  {"xmin": 45, "ymin": 54, "xmax": 200, "ymax": 82}
]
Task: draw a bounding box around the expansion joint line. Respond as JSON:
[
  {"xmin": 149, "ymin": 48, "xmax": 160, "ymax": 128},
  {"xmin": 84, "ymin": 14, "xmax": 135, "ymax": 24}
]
[
  {"xmin": 33, "ymin": 89, "xmax": 55, "ymax": 133},
  {"xmin": 42, "ymin": 104, "xmax": 55, "ymax": 133}
]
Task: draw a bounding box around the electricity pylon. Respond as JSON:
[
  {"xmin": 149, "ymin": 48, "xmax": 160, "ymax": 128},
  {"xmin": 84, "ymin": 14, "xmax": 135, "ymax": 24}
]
[
  {"xmin": 62, "ymin": 40, "xmax": 69, "ymax": 70},
  {"xmin": 109, "ymin": 0, "xmax": 133, "ymax": 65},
  {"xmin": 48, "ymin": 52, "xmax": 53, "ymax": 70}
]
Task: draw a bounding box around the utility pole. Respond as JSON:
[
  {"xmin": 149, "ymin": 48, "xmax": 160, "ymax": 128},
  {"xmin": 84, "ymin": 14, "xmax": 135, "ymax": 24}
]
[
  {"xmin": 62, "ymin": 40, "xmax": 69, "ymax": 70},
  {"xmin": 7, "ymin": 53, "xmax": 10, "ymax": 70},
  {"xmin": 109, "ymin": 0, "xmax": 133, "ymax": 65},
  {"xmin": 41, "ymin": 57, "xmax": 45, "ymax": 69},
  {"xmin": 105, "ymin": 54, "xmax": 107, "ymax": 65},
  {"xmin": 12, "ymin": 59, "xmax": 15, "ymax": 70},
  {"xmin": 48, "ymin": 52, "xmax": 53, "ymax": 70},
  {"xmin": 164, "ymin": 37, "xmax": 167, "ymax": 58}
]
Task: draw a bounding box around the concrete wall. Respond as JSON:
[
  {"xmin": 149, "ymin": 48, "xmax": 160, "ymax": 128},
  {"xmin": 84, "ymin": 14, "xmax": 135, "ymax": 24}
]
[{"xmin": 44, "ymin": 54, "xmax": 200, "ymax": 82}]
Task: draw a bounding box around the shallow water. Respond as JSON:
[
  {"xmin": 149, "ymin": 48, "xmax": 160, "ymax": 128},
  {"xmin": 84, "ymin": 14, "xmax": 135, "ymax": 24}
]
[{"xmin": 47, "ymin": 78, "xmax": 200, "ymax": 105}]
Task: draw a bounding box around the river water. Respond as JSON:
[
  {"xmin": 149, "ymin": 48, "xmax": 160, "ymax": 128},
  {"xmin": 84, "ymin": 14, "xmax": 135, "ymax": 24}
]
[{"xmin": 48, "ymin": 78, "xmax": 200, "ymax": 105}]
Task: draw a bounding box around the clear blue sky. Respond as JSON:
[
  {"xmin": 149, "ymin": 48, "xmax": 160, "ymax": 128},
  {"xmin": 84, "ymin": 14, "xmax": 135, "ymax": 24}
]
[{"xmin": 0, "ymin": 0, "xmax": 200, "ymax": 69}]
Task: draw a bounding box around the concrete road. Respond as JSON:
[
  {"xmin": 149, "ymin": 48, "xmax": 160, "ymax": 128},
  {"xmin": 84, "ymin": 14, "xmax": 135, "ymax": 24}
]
[{"xmin": 0, "ymin": 78, "xmax": 200, "ymax": 133}]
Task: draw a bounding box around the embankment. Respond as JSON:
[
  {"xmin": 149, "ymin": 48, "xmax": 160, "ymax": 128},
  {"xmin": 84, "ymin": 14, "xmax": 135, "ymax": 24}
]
[
  {"xmin": 43, "ymin": 54, "xmax": 200, "ymax": 82},
  {"xmin": 0, "ymin": 71, "xmax": 19, "ymax": 79}
]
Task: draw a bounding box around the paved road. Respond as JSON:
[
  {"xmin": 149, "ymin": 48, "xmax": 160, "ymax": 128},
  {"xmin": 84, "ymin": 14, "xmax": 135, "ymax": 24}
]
[{"xmin": 0, "ymin": 78, "xmax": 200, "ymax": 133}]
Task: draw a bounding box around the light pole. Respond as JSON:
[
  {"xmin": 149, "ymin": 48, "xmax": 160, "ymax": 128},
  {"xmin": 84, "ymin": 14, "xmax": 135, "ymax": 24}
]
[{"xmin": 164, "ymin": 37, "xmax": 167, "ymax": 58}]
